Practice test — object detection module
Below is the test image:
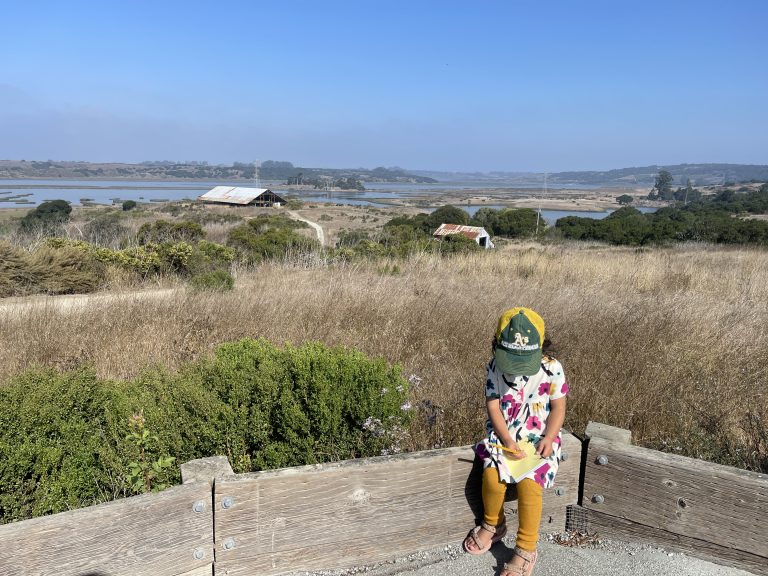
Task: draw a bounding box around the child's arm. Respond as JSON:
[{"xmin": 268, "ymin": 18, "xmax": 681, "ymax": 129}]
[
  {"xmin": 536, "ymin": 396, "xmax": 566, "ymax": 457},
  {"xmin": 486, "ymin": 398, "xmax": 524, "ymax": 459}
]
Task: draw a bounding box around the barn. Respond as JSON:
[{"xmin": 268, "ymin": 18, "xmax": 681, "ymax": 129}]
[
  {"xmin": 433, "ymin": 223, "xmax": 495, "ymax": 249},
  {"xmin": 198, "ymin": 186, "xmax": 286, "ymax": 207}
]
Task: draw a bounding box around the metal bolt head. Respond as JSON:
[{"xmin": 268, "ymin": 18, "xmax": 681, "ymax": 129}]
[
  {"xmin": 192, "ymin": 500, "xmax": 205, "ymax": 513},
  {"xmin": 193, "ymin": 548, "xmax": 205, "ymax": 560},
  {"xmin": 223, "ymin": 538, "xmax": 236, "ymax": 550},
  {"xmin": 596, "ymin": 455, "xmax": 609, "ymax": 465},
  {"xmin": 560, "ymin": 450, "xmax": 569, "ymax": 461},
  {"xmin": 555, "ymin": 487, "xmax": 566, "ymax": 496},
  {"xmin": 591, "ymin": 494, "xmax": 605, "ymax": 504},
  {"xmin": 222, "ymin": 496, "xmax": 234, "ymax": 509}
]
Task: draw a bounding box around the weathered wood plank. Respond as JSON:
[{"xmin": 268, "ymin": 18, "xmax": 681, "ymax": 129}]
[
  {"xmin": 0, "ymin": 483, "xmax": 214, "ymax": 576},
  {"xmin": 181, "ymin": 455, "xmax": 234, "ymax": 486},
  {"xmin": 588, "ymin": 508, "xmax": 768, "ymax": 576},
  {"xmin": 583, "ymin": 436, "xmax": 768, "ymax": 560},
  {"xmin": 175, "ymin": 564, "xmax": 213, "ymax": 576},
  {"xmin": 585, "ymin": 421, "xmax": 632, "ymax": 444},
  {"xmin": 214, "ymin": 435, "xmax": 581, "ymax": 576}
]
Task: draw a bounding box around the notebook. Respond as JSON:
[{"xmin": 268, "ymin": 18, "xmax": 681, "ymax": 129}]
[{"xmin": 490, "ymin": 440, "xmax": 543, "ymax": 482}]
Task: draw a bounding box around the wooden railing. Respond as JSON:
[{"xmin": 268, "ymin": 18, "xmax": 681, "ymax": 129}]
[
  {"xmin": 580, "ymin": 422, "xmax": 767, "ymax": 576},
  {"xmin": 1, "ymin": 424, "xmax": 765, "ymax": 576}
]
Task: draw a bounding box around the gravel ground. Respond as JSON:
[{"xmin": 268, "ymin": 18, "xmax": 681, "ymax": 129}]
[{"xmin": 293, "ymin": 536, "xmax": 754, "ymax": 576}]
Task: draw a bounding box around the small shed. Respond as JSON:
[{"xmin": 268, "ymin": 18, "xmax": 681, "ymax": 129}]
[
  {"xmin": 198, "ymin": 186, "xmax": 286, "ymax": 207},
  {"xmin": 433, "ymin": 223, "xmax": 495, "ymax": 249}
]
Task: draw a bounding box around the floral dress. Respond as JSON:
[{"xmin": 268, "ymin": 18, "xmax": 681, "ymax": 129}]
[{"xmin": 474, "ymin": 355, "xmax": 569, "ymax": 489}]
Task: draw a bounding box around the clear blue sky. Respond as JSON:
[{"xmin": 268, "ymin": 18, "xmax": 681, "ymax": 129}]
[{"xmin": 1, "ymin": 1, "xmax": 766, "ymax": 171}]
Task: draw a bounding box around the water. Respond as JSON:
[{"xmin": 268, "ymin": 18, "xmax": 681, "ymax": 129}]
[
  {"xmin": 0, "ymin": 179, "xmax": 412, "ymax": 207},
  {"xmin": 441, "ymin": 205, "xmax": 655, "ymax": 224},
  {"xmin": 364, "ymin": 180, "xmax": 605, "ymax": 191},
  {"xmin": 0, "ymin": 179, "xmax": 655, "ymax": 223}
]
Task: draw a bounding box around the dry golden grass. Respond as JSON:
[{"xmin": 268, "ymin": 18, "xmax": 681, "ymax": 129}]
[{"xmin": 1, "ymin": 241, "xmax": 766, "ymax": 470}]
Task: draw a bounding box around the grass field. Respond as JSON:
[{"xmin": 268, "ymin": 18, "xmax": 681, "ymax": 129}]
[{"xmin": 1, "ymin": 241, "xmax": 766, "ymax": 471}]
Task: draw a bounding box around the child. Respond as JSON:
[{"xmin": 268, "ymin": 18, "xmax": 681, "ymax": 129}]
[{"xmin": 462, "ymin": 307, "xmax": 569, "ymax": 576}]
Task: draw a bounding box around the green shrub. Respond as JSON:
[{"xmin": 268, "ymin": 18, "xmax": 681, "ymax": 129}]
[
  {"xmin": 19, "ymin": 200, "xmax": 71, "ymax": 235},
  {"xmin": 185, "ymin": 339, "xmax": 410, "ymax": 471},
  {"xmin": 433, "ymin": 233, "xmax": 482, "ymax": 254},
  {"xmin": 122, "ymin": 200, "xmax": 137, "ymax": 211},
  {"xmin": 0, "ymin": 339, "xmax": 409, "ymax": 523},
  {"xmin": 189, "ymin": 270, "xmax": 235, "ymax": 292},
  {"xmin": 227, "ymin": 217, "xmax": 318, "ymax": 264},
  {"xmin": 137, "ymin": 220, "xmax": 205, "ymax": 244},
  {"xmin": 44, "ymin": 238, "xmax": 233, "ymax": 279},
  {"xmin": 83, "ymin": 212, "xmax": 129, "ymax": 246}
]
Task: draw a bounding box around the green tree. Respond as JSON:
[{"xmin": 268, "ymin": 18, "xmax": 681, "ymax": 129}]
[
  {"xmin": 424, "ymin": 205, "xmax": 469, "ymax": 232},
  {"xmin": 616, "ymin": 194, "xmax": 634, "ymax": 205},
  {"xmin": 20, "ymin": 200, "xmax": 72, "ymax": 235},
  {"xmin": 494, "ymin": 208, "xmax": 542, "ymax": 238},
  {"xmin": 650, "ymin": 170, "xmax": 674, "ymax": 201},
  {"xmin": 122, "ymin": 200, "xmax": 137, "ymax": 211}
]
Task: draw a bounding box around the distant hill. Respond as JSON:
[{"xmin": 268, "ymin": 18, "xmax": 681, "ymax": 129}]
[
  {"xmin": 413, "ymin": 164, "xmax": 768, "ymax": 187},
  {"xmin": 255, "ymin": 160, "xmax": 437, "ymax": 183},
  {"xmin": 0, "ymin": 159, "xmax": 437, "ymax": 184},
  {"xmin": 2, "ymin": 160, "xmax": 764, "ymax": 187},
  {"xmin": 548, "ymin": 164, "xmax": 768, "ymax": 186}
]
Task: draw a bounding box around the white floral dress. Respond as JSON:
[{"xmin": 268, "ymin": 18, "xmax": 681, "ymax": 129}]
[{"xmin": 474, "ymin": 355, "xmax": 569, "ymax": 489}]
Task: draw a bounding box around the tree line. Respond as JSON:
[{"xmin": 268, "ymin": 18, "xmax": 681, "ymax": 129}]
[{"xmin": 557, "ymin": 184, "xmax": 768, "ymax": 245}]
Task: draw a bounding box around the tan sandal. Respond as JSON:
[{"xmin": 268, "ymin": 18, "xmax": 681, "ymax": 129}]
[
  {"xmin": 501, "ymin": 546, "xmax": 538, "ymax": 576},
  {"xmin": 462, "ymin": 520, "xmax": 507, "ymax": 555}
]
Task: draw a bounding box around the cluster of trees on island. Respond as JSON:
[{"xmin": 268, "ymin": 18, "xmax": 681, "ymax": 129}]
[
  {"xmin": 285, "ymin": 173, "xmax": 365, "ymax": 191},
  {"xmin": 259, "ymin": 160, "xmax": 436, "ymax": 184}
]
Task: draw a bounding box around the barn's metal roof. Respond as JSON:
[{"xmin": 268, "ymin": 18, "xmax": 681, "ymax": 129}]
[
  {"xmin": 198, "ymin": 186, "xmax": 276, "ymax": 205},
  {"xmin": 432, "ymin": 223, "xmax": 490, "ymax": 240}
]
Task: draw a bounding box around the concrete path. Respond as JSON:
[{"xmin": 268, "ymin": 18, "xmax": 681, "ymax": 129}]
[
  {"xmin": 288, "ymin": 210, "xmax": 325, "ymax": 246},
  {"xmin": 295, "ymin": 539, "xmax": 753, "ymax": 576}
]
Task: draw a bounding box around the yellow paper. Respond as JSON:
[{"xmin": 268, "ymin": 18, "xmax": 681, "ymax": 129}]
[{"xmin": 495, "ymin": 440, "xmax": 543, "ymax": 482}]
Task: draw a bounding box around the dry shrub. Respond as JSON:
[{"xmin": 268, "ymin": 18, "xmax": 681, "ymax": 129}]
[
  {"xmin": 26, "ymin": 245, "xmax": 106, "ymax": 295},
  {"xmin": 1, "ymin": 242, "xmax": 766, "ymax": 471},
  {"xmin": 0, "ymin": 243, "xmax": 35, "ymax": 297}
]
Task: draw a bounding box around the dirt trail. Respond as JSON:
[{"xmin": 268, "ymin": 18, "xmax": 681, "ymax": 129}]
[{"xmin": 288, "ymin": 210, "xmax": 325, "ymax": 246}]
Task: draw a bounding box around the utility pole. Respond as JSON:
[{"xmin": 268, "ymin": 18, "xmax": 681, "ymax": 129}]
[{"xmin": 535, "ymin": 172, "xmax": 546, "ymax": 237}]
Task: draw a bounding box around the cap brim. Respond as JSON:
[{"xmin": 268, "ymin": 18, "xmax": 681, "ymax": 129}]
[{"xmin": 495, "ymin": 349, "xmax": 542, "ymax": 376}]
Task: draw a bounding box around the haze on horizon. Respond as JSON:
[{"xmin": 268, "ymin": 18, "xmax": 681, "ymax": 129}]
[{"xmin": 1, "ymin": 1, "xmax": 766, "ymax": 173}]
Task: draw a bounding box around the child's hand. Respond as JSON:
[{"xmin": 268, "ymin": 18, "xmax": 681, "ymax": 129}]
[
  {"xmin": 502, "ymin": 439, "xmax": 525, "ymax": 460},
  {"xmin": 536, "ymin": 436, "xmax": 555, "ymax": 458}
]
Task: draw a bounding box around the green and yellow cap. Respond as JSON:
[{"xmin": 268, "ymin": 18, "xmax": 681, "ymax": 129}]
[{"xmin": 494, "ymin": 307, "xmax": 544, "ymax": 376}]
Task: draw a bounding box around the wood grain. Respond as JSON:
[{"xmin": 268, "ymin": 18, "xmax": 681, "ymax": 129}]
[
  {"xmin": 214, "ymin": 435, "xmax": 581, "ymax": 576},
  {"xmin": 585, "ymin": 421, "xmax": 632, "ymax": 444},
  {"xmin": 583, "ymin": 436, "xmax": 768, "ymax": 560},
  {"xmin": 0, "ymin": 483, "xmax": 213, "ymax": 576}
]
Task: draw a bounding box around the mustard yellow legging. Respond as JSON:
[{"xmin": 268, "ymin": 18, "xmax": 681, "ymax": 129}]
[{"xmin": 482, "ymin": 467, "xmax": 542, "ymax": 551}]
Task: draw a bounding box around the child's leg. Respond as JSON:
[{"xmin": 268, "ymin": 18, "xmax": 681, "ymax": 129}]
[
  {"xmin": 515, "ymin": 478, "xmax": 543, "ymax": 551},
  {"xmin": 482, "ymin": 466, "xmax": 507, "ymax": 526},
  {"xmin": 464, "ymin": 466, "xmax": 508, "ymax": 553}
]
